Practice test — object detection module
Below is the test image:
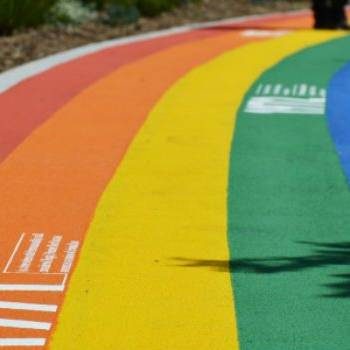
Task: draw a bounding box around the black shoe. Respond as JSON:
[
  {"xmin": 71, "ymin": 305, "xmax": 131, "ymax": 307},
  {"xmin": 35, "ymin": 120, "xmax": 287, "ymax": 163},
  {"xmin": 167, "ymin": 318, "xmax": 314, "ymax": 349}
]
[
  {"xmin": 337, "ymin": 22, "xmax": 350, "ymax": 30},
  {"xmin": 314, "ymin": 23, "xmax": 337, "ymax": 29},
  {"xmin": 314, "ymin": 21, "xmax": 350, "ymax": 30}
]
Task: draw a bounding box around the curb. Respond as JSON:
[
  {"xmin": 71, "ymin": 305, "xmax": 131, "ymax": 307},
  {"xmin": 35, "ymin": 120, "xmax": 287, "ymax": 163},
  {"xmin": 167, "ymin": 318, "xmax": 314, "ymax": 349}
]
[{"xmin": 0, "ymin": 9, "xmax": 309, "ymax": 94}]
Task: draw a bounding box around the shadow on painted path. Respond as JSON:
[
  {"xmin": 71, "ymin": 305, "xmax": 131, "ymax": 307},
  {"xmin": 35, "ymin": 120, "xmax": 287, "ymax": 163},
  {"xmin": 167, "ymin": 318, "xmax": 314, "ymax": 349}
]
[{"xmin": 173, "ymin": 241, "xmax": 350, "ymax": 298}]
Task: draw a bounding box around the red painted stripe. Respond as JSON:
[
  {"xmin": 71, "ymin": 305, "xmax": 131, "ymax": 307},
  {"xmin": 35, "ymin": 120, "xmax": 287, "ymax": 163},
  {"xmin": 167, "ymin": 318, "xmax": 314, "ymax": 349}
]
[{"xmin": 0, "ymin": 29, "xmax": 216, "ymax": 162}]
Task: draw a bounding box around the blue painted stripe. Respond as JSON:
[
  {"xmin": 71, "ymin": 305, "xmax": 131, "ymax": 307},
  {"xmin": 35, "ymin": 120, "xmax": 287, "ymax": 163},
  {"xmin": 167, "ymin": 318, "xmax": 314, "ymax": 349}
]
[{"xmin": 327, "ymin": 62, "xmax": 350, "ymax": 183}]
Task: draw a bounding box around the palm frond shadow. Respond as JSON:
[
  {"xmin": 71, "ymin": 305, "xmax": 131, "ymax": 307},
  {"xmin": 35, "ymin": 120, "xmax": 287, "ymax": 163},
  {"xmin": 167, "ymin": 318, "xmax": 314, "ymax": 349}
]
[{"xmin": 173, "ymin": 241, "xmax": 350, "ymax": 298}]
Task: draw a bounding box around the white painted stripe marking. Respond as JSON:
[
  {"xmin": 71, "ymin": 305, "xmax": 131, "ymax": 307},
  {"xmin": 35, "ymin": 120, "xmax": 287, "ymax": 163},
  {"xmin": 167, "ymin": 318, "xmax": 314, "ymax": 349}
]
[
  {"xmin": 40, "ymin": 235, "xmax": 62, "ymax": 273},
  {"xmin": 61, "ymin": 240, "xmax": 79, "ymax": 273},
  {"xmin": 0, "ymin": 10, "xmax": 309, "ymax": 94},
  {"xmin": 242, "ymin": 29, "xmax": 289, "ymax": 37},
  {"xmin": 245, "ymin": 96, "xmax": 325, "ymax": 115},
  {"xmin": 0, "ymin": 284, "xmax": 65, "ymax": 292},
  {"xmin": 0, "ymin": 318, "xmax": 51, "ymax": 330},
  {"xmin": 3, "ymin": 233, "xmax": 25, "ymax": 273},
  {"xmin": 0, "ymin": 338, "xmax": 46, "ymax": 347},
  {"xmin": 19, "ymin": 233, "xmax": 44, "ymax": 273},
  {"xmin": 0, "ymin": 301, "xmax": 57, "ymax": 312}
]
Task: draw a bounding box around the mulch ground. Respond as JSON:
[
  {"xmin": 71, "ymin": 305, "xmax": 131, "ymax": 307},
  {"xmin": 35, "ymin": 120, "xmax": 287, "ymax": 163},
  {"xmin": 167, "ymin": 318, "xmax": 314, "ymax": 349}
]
[{"xmin": 0, "ymin": 0, "xmax": 308, "ymax": 73}]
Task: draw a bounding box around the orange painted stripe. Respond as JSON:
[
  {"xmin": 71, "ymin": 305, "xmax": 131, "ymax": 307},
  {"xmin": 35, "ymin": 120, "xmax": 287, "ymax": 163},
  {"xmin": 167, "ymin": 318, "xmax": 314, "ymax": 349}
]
[{"xmin": 0, "ymin": 30, "xmax": 264, "ymax": 347}]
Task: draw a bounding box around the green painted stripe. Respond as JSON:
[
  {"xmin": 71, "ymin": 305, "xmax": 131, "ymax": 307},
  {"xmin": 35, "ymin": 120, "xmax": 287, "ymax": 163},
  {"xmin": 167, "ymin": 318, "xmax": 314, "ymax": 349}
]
[{"xmin": 229, "ymin": 35, "xmax": 350, "ymax": 349}]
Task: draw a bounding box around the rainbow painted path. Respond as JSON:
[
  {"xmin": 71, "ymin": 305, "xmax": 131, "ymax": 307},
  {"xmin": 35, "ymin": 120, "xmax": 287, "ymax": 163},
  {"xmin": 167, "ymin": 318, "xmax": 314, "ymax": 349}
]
[{"xmin": 1, "ymin": 9, "xmax": 350, "ymax": 349}]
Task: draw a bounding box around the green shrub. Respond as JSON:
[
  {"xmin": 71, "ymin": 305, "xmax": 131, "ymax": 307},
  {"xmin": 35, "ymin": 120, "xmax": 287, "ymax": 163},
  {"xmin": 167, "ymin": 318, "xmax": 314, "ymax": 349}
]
[
  {"xmin": 0, "ymin": 0, "xmax": 196, "ymax": 34},
  {"xmin": 82, "ymin": 0, "xmax": 185, "ymax": 17},
  {"xmin": 81, "ymin": 0, "xmax": 108, "ymax": 10},
  {"xmin": 104, "ymin": 3, "xmax": 139, "ymax": 25},
  {"xmin": 0, "ymin": 0, "xmax": 58, "ymax": 34},
  {"xmin": 49, "ymin": 0, "xmax": 97, "ymax": 24},
  {"xmin": 136, "ymin": 0, "xmax": 179, "ymax": 16}
]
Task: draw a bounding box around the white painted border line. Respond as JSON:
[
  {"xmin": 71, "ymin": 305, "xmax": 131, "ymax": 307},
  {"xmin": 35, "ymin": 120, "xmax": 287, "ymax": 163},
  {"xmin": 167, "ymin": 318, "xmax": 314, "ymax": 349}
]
[
  {"xmin": 0, "ymin": 9, "xmax": 309, "ymax": 94},
  {"xmin": 0, "ymin": 301, "xmax": 57, "ymax": 312},
  {"xmin": 0, "ymin": 318, "xmax": 51, "ymax": 330},
  {"xmin": 0, "ymin": 284, "xmax": 65, "ymax": 292},
  {"xmin": 3, "ymin": 233, "xmax": 25, "ymax": 273},
  {"xmin": 0, "ymin": 338, "xmax": 46, "ymax": 347}
]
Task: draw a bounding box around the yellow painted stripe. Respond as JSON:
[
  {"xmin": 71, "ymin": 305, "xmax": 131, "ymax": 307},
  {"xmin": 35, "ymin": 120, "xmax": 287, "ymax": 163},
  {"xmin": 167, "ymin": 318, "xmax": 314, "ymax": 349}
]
[{"xmin": 50, "ymin": 30, "xmax": 343, "ymax": 350}]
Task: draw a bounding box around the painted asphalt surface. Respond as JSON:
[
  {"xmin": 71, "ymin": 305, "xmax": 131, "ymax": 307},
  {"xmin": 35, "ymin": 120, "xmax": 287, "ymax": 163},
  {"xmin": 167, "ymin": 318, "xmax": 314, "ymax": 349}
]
[{"xmin": 1, "ymin": 9, "xmax": 350, "ymax": 350}]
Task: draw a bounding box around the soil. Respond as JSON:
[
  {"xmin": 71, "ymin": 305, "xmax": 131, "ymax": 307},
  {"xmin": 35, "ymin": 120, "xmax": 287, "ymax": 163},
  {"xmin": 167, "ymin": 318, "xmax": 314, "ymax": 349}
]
[{"xmin": 0, "ymin": 0, "xmax": 308, "ymax": 73}]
